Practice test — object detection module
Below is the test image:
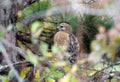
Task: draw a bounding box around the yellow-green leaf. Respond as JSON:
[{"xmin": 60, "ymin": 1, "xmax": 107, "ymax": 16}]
[
  {"xmin": 0, "ymin": 32, "xmax": 4, "ymax": 38},
  {"xmin": 45, "ymin": 77, "xmax": 55, "ymax": 82},
  {"xmin": 40, "ymin": 42, "xmax": 48, "ymax": 56},
  {"xmin": 20, "ymin": 67, "xmax": 31, "ymax": 79},
  {"xmin": 26, "ymin": 54, "xmax": 39, "ymax": 65},
  {"xmin": 52, "ymin": 45, "xmax": 58, "ymax": 54},
  {"xmin": 31, "ymin": 21, "xmax": 41, "ymax": 33},
  {"xmin": 33, "ymin": 70, "xmax": 41, "ymax": 82}
]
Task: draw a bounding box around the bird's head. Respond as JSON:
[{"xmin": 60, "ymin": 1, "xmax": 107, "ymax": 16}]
[{"xmin": 57, "ymin": 23, "xmax": 72, "ymax": 33}]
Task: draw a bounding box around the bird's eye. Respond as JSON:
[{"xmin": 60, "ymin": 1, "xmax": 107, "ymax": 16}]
[
  {"xmin": 57, "ymin": 25, "xmax": 65, "ymax": 31},
  {"xmin": 60, "ymin": 25, "xmax": 64, "ymax": 28}
]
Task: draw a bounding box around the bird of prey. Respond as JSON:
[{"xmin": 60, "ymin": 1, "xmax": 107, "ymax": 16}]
[{"xmin": 54, "ymin": 23, "xmax": 80, "ymax": 65}]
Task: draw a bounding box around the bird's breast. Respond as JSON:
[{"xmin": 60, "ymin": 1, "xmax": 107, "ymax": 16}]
[{"xmin": 54, "ymin": 31, "xmax": 70, "ymax": 47}]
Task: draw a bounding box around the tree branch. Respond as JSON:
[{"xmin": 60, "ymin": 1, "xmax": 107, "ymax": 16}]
[{"xmin": 0, "ymin": 42, "xmax": 23, "ymax": 82}]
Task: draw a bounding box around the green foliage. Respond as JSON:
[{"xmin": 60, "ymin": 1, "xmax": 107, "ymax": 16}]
[
  {"xmin": 23, "ymin": 2, "xmax": 39, "ymax": 17},
  {"xmin": 31, "ymin": 21, "xmax": 41, "ymax": 33},
  {"xmin": 50, "ymin": 13, "xmax": 80, "ymax": 32},
  {"xmin": 0, "ymin": 76, "xmax": 9, "ymax": 82},
  {"xmin": 0, "ymin": 70, "xmax": 16, "ymax": 82},
  {"xmin": 0, "ymin": 32, "xmax": 4, "ymax": 38},
  {"xmin": 33, "ymin": 70, "xmax": 41, "ymax": 82},
  {"xmin": 39, "ymin": 0, "xmax": 52, "ymax": 11},
  {"xmin": 18, "ymin": 0, "xmax": 52, "ymax": 18},
  {"xmin": 44, "ymin": 67, "xmax": 64, "ymax": 82},
  {"xmin": 62, "ymin": 13, "xmax": 80, "ymax": 32},
  {"xmin": 40, "ymin": 42, "xmax": 49, "ymax": 56},
  {"xmin": 26, "ymin": 54, "xmax": 39, "ymax": 65},
  {"xmin": 45, "ymin": 71, "xmax": 64, "ymax": 80},
  {"xmin": 8, "ymin": 70, "xmax": 15, "ymax": 80},
  {"xmin": 0, "ymin": 26, "xmax": 5, "ymax": 38},
  {"xmin": 31, "ymin": 21, "xmax": 43, "ymax": 39},
  {"xmin": 52, "ymin": 45, "xmax": 58, "ymax": 54},
  {"xmin": 96, "ymin": 16, "xmax": 114, "ymax": 30},
  {"xmin": 0, "ymin": 0, "xmax": 119, "ymax": 82},
  {"xmin": 20, "ymin": 67, "xmax": 31, "ymax": 79}
]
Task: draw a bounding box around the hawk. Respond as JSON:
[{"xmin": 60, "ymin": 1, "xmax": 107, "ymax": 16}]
[{"xmin": 54, "ymin": 23, "xmax": 80, "ymax": 65}]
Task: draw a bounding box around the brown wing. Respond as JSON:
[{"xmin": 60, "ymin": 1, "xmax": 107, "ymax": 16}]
[{"xmin": 68, "ymin": 33, "xmax": 80, "ymax": 64}]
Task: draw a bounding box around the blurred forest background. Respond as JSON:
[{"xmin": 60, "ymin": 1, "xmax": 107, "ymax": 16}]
[{"xmin": 0, "ymin": 0, "xmax": 120, "ymax": 82}]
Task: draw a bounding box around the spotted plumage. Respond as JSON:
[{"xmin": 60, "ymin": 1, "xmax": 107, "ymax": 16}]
[{"xmin": 54, "ymin": 23, "xmax": 80, "ymax": 65}]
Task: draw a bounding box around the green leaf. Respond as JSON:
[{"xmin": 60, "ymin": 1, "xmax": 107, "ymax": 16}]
[
  {"xmin": 17, "ymin": 11, "xmax": 24, "ymax": 18},
  {"xmin": 39, "ymin": 0, "xmax": 52, "ymax": 11},
  {"xmin": 45, "ymin": 77, "xmax": 55, "ymax": 82},
  {"xmin": 0, "ymin": 32, "xmax": 4, "ymax": 38},
  {"xmin": 20, "ymin": 67, "xmax": 31, "ymax": 79},
  {"xmin": 26, "ymin": 54, "xmax": 39, "ymax": 65},
  {"xmin": 23, "ymin": 2, "xmax": 39, "ymax": 16},
  {"xmin": 40, "ymin": 42, "xmax": 48, "ymax": 56},
  {"xmin": 8, "ymin": 70, "xmax": 15, "ymax": 80},
  {"xmin": 49, "ymin": 66, "xmax": 56, "ymax": 72},
  {"xmin": 31, "ymin": 38, "xmax": 38, "ymax": 44},
  {"xmin": 0, "ymin": 76, "xmax": 8, "ymax": 82},
  {"xmin": 52, "ymin": 45, "xmax": 58, "ymax": 54},
  {"xmin": 94, "ymin": 63, "xmax": 107, "ymax": 70},
  {"xmin": 31, "ymin": 21, "xmax": 41, "ymax": 33},
  {"xmin": 45, "ymin": 67, "xmax": 51, "ymax": 73},
  {"xmin": 21, "ymin": 0, "xmax": 51, "ymax": 17},
  {"xmin": 33, "ymin": 70, "xmax": 41, "ymax": 82},
  {"xmin": 7, "ymin": 25, "xmax": 13, "ymax": 31},
  {"xmin": 50, "ymin": 71, "xmax": 64, "ymax": 80}
]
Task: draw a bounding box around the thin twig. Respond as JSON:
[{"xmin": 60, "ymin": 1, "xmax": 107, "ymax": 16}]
[
  {"xmin": 91, "ymin": 62, "xmax": 120, "ymax": 81},
  {"xmin": 0, "ymin": 60, "xmax": 32, "ymax": 73},
  {"xmin": 0, "ymin": 42, "xmax": 23, "ymax": 82}
]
